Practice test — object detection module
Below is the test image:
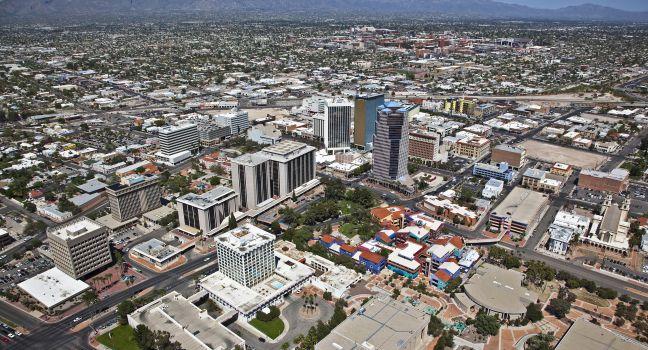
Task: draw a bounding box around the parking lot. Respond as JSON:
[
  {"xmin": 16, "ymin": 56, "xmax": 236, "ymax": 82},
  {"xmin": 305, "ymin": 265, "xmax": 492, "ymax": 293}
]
[{"xmin": 0, "ymin": 255, "xmax": 53, "ymax": 289}]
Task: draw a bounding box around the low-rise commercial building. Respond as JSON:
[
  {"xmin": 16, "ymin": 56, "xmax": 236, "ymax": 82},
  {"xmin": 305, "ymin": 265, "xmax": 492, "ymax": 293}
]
[
  {"xmin": 130, "ymin": 238, "xmax": 183, "ymax": 270},
  {"xmin": 455, "ymin": 136, "xmax": 490, "ymax": 159},
  {"xmin": 555, "ymin": 318, "xmax": 645, "ymax": 350},
  {"xmin": 491, "ymin": 144, "xmax": 526, "ymax": 169},
  {"xmin": 316, "ymin": 294, "xmax": 429, "ymax": 350},
  {"xmin": 489, "ymin": 187, "xmax": 549, "ymax": 237},
  {"xmin": 128, "ymin": 291, "xmax": 245, "ymax": 350},
  {"xmin": 473, "ymin": 162, "xmax": 515, "ymax": 183},
  {"xmin": 521, "ymin": 168, "xmax": 563, "ymax": 194},
  {"xmin": 482, "ymin": 178, "xmax": 504, "ymax": 199},
  {"xmin": 578, "ymin": 168, "xmax": 629, "ymax": 194},
  {"xmin": 18, "ymin": 267, "xmax": 91, "ymax": 314}
]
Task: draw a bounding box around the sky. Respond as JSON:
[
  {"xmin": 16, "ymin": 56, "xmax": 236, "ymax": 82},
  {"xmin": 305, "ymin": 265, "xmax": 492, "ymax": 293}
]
[{"xmin": 499, "ymin": 0, "xmax": 648, "ymax": 11}]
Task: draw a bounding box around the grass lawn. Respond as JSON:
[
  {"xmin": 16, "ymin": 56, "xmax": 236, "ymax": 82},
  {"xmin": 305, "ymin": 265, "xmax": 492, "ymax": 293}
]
[
  {"xmin": 249, "ymin": 317, "xmax": 285, "ymax": 339},
  {"xmin": 96, "ymin": 325, "xmax": 139, "ymax": 350},
  {"xmin": 571, "ymin": 288, "xmax": 611, "ymax": 307},
  {"xmin": 339, "ymin": 223, "xmax": 357, "ymax": 237}
]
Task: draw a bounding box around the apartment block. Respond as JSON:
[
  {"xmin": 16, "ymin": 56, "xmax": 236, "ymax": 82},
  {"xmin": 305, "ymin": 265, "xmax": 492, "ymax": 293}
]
[
  {"xmin": 106, "ymin": 174, "xmax": 161, "ymax": 222},
  {"xmin": 47, "ymin": 217, "xmax": 112, "ymax": 279}
]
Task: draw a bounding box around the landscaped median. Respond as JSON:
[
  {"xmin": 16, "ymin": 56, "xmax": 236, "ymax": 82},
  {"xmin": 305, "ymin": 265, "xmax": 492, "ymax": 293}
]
[{"xmin": 249, "ymin": 306, "xmax": 285, "ymax": 340}]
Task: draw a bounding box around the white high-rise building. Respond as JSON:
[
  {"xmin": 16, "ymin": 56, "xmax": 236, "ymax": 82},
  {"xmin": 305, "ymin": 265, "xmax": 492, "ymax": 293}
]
[
  {"xmin": 215, "ymin": 224, "xmax": 275, "ymax": 287},
  {"xmin": 214, "ymin": 109, "xmax": 250, "ymax": 135},
  {"xmin": 323, "ymin": 99, "xmax": 353, "ymax": 153},
  {"xmin": 155, "ymin": 123, "xmax": 199, "ymax": 165},
  {"xmin": 176, "ymin": 186, "xmax": 238, "ymax": 236}
]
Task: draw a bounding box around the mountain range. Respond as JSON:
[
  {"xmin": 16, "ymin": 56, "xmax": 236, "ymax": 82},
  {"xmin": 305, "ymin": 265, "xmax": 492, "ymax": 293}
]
[{"xmin": 1, "ymin": 0, "xmax": 647, "ymax": 22}]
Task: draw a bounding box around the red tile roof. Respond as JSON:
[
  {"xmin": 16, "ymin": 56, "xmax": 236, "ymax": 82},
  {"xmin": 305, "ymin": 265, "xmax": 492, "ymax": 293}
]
[
  {"xmin": 361, "ymin": 251, "xmax": 385, "ymax": 264},
  {"xmin": 449, "ymin": 236, "xmax": 464, "ymax": 249},
  {"xmin": 435, "ymin": 270, "xmax": 452, "ymax": 282},
  {"xmin": 340, "ymin": 244, "xmax": 357, "ymax": 254},
  {"xmin": 320, "ymin": 234, "xmax": 335, "ymax": 244}
]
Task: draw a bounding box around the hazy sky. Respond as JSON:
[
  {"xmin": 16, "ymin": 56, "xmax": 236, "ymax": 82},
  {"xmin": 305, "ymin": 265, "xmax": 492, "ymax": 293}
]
[{"xmin": 499, "ymin": 0, "xmax": 648, "ymax": 11}]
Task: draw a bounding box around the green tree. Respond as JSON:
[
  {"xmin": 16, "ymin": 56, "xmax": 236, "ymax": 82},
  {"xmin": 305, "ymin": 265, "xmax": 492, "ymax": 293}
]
[
  {"xmin": 117, "ymin": 300, "xmax": 136, "ymax": 325},
  {"xmin": 547, "ymin": 298, "xmax": 571, "ymax": 319},
  {"xmin": 526, "ymin": 334, "xmax": 554, "ymax": 350},
  {"xmin": 270, "ymin": 221, "xmax": 282, "ymax": 235},
  {"xmin": 227, "ymin": 213, "xmax": 237, "ymax": 230},
  {"xmin": 428, "ymin": 314, "xmax": 444, "ymax": 337},
  {"xmin": 24, "ymin": 202, "xmax": 36, "ymax": 213},
  {"xmin": 433, "ymin": 330, "xmax": 455, "ymax": 350},
  {"xmin": 474, "ymin": 311, "xmax": 500, "ymax": 336},
  {"xmin": 525, "ymin": 303, "xmax": 543, "ymax": 323},
  {"xmin": 82, "ymin": 290, "xmax": 98, "ymax": 306}
]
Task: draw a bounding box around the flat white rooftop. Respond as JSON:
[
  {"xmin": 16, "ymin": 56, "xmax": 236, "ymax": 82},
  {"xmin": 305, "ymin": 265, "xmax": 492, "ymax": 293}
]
[
  {"xmin": 177, "ymin": 186, "xmax": 236, "ymax": 209},
  {"xmin": 48, "ymin": 217, "xmax": 103, "ymax": 241},
  {"xmin": 18, "ymin": 267, "xmax": 90, "ymax": 309},
  {"xmin": 216, "ymin": 223, "xmax": 275, "ymax": 254},
  {"xmin": 129, "ymin": 291, "xmax": 244, "ymax": 350}
]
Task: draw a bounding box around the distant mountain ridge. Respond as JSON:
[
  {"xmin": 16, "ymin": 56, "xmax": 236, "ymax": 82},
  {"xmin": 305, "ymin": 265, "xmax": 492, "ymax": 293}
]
[{"xmin": 1, "ymin": 0, "xmax": 647, "ymax": 22}]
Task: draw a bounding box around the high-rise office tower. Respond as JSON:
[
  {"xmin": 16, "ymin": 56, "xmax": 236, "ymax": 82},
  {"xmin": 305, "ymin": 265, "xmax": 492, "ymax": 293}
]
[
  {"xmin": 353, "ymin": 94, "xmax": 385, "ymax": 150},
  {"xmin": 323, "ymin": 99, "xmax": 353, "ymax": 153},
  {"xmin": 261, "ymin": 140, "xmax": 316, "ymax": 198},
  {"xmin": 215, "ymin": 223, "xmax": 275, "ymax": 287},
  {"xmin": 106, "ymin": 174, "xmax": 161, "ymax": 222},
  {"xmin": 155, "ymin": 123, "xmax": 200, "ymax": 165},
  {"xmin": 372, "ymin": 101, "xmax": 412, "ymax": 181},
  {"xmin": 176, "ymin": 186, "xmax": 238, "ymax": 236},
  {"xmin": 231, "ymin": 153, "xmax": 271, "ymax": 211},
  {"xmin": 231, "ymin": 140, "xmax": 316, "ymax": 211},
  {"xmin": 47, "ymin": 217, "xmax": 112, "ymax": 279}
]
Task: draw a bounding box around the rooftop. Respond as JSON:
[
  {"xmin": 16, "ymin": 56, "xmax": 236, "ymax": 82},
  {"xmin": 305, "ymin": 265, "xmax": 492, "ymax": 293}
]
[
  {"xmin": 463, "ymin": 263, "xmax": 538, "ymax": 315},
  {"xmin": 231, "ymin": 152, "xmax": 268, "ymax": 166},
  {"xmin": 494, "ymin": 144, "xmax": 525, "ymax": 154},
  {"xmin": 48, "ymin": 217, "xmax": 103, "ymax": 241},
  {"xmin": 262, "ymin": 140, "xmax": 312, "ymax": 156},
  {"xmin": 18, "ymin": 267, "xmax": 90, "ymax": 309},
  {"xmin": 216, "ymin": 223, "xmax": 275, "ymax": 254},
  {"xmin": 316, "ymin": 294, "xmax": 428, "ymax": 350},
  {"xmin": 177, "ymin": 186, "xmax": 236, "ymax": 209},
  {"xmin": 129, "ymin": 291, "xmax": 244, "ymax": 350},
  {"xmin": 491, "ymin": 187, "xmax": 549, "ymax": 224},
  {"xmin": 555, "ymin": 318, "xmax": 646, "ymax": 350}
]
